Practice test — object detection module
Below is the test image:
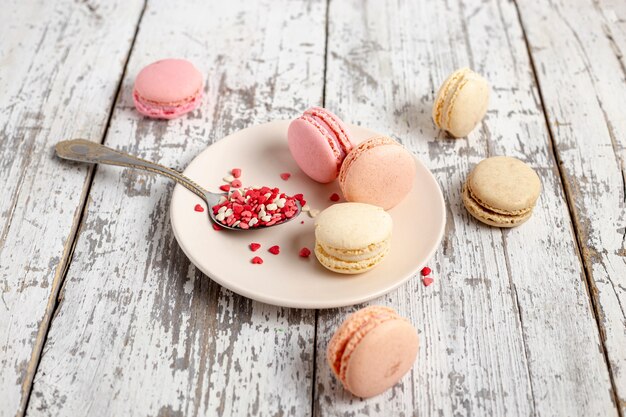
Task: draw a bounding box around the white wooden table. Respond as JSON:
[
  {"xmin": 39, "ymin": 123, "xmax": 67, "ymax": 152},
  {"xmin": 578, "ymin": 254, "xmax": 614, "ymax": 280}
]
[{"xmin": 1, "ymin": 0, "xmax": 625, "ymax": 416}]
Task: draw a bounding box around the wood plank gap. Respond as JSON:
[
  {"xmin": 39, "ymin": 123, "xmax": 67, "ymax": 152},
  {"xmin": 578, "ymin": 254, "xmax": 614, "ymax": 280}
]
[
  {"xmin": 512, "ymin": 1, "xmax": 624, "ymax": 415},
  {"xmin": 16, "ymin": 2, "xmax": 149, "ymax": 416}
]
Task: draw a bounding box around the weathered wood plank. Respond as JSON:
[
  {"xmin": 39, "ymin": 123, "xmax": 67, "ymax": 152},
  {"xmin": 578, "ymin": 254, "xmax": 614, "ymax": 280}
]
[
  {"xmin": 516, "ymin": 0, "xmax": 626, "ymax": 413},
  {"xmin": 0, "ymin": 1, "xmax": 144, "ymax": 416},
  {"xmin": 314, "ymin": 0, "xmax": 616, "ymax": 415},
  {"xmin": 27, "ymin": 0, "xmax": 326, "ymax": 416}
]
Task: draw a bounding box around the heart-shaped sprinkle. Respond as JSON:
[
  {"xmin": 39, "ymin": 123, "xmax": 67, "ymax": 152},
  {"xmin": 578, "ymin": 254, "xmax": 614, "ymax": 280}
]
[
  {"xmin": 280, "ymin": 172, "xmax": 291, "ymax": 180},
  {"xmin": 212, "ymin": 223, "xmax": 222, "ymax": 231},
  {"xmin": 194, "ymin": 204, "xmax": 204, "ymax": 212},
  {"xmin": 268, "ymin": 245, "xmax": 280, "ymax": 255},
  {"xmin": 231, "ymin": 179, "xmax": 242, "ymax": 188},
  {"xmin": 299, "ymin": 247, "xmax": 311, "ymax": 257},
  {"xmin": 423, "ymin": 277, "xmax": 434, "ymax": 287},
  {"xmin": 250, "ymin": 243, "xmax": 261, "ymax": 251},
  {"xmin": 330, "ymin": 193, "xmax": 340, "ymax": 202},
  {"xmin": 232, "ymin": 168, "xmax": 242, "ymax": 178},
  {"xmin": 421, "ymin": 266, "xmax": 431, "ymax": 276},
  {"xmin": 219, "ymin": 184, "xmax": 231, "ymax": 192},
  {"xmin": 251, "ymin": 256, "xmax": 263, "ymax": 264}
]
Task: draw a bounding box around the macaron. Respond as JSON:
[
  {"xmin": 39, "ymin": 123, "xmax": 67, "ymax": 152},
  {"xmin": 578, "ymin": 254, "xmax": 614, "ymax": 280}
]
[
  {"xmin": 314, "ymin": 203, "xmax": 392, "ymax": 274},
  {"xmin": 462, "ymin": 156, "xmax": 541, "ymax": 227},
  {"xmin": 339, "ymin": 136, "xmax": 415, "ymax": 210},
  {"xmin": 287, "ymin": 107, "xmax": 354, "ymax": 183},
  {"xmin": 327, "ymin": 306, "xmax": 419, "ymax": 398},
  {"xmin": 432, "ymin": 67, "xmax": 490, "ymax": 138},
  {"xmin": 133, "ymin": 59, "xmax": 203, "ymax": 120}
]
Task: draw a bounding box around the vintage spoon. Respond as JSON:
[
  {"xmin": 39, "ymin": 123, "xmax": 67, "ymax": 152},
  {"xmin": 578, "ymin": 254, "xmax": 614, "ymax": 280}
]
[{"xmin": 55, "ymin": 139, "xmax": 301, "ymax": 230}]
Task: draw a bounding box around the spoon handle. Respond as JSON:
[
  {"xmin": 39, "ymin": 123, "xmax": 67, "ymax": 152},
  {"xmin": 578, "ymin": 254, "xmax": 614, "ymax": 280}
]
[{"xmin": 55, "ymin": 139, "xmax": 209, "ymax": 201}]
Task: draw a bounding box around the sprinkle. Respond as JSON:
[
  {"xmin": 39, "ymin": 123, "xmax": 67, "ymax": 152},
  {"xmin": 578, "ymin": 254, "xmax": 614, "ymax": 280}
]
[
  {"xmin": 308, "ymin": 209, "xmax": 320, "ymax": 218},
  {"xmin": 194, "ymin": 204, "xmax": 204, "ymax": 212},
  {"xmin": 231, "ymin": 179, "xmax": 242, "ymax": 188},
  {"xmin": 280, "ymin": 172, "xmax": 291, "ymax": 180},
  {"xmin": 223, "ymin": 175, "xmax": 235, "ymax": 182},
  {"xmin": 301, "ymin": 204, "xmax": 310, "ymax": 212},
  {"xmin": 212, "ymin": 223, "xmax": 222, "ymax": 231},
  {"xmin": 301, "ymin": 221, "xmax": 304, "ymax": 224},
  {"xmin": 219, "ymin": 184, "xmax": 231, "ymax": 192},
  {"xmin": 232, "ymin": 168, "xmax": 242, "ymax": 178},
  {"xmin": 299, "ymin": 247, "xmax": 311, "ymax": 257},
  {"xmin": 251, "ymin": 256, "xmax": 263, "ymax": 264},
  {"xmin": 421, "ymin": 266, "xmax": 432, "ymax": 276},
  {"xmin": 268, "ymin": 245, "xmax": 280, "ymax": 255},
  {"xmin": 423, "ymin": 277, "xmax": 434, "ymax": 287},
  {"xmin": 330, "ymin": 193, "xmax": 340, "ymax": 202},
  {"xmin": 250, "ymin": 243, "xmax": 261, "ymax": 251}
]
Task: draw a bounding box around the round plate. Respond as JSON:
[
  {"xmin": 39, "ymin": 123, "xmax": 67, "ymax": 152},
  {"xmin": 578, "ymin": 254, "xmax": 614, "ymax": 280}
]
[{"xmin": 170, "ymin": 120, "xmax": 445, "ymax": 308}]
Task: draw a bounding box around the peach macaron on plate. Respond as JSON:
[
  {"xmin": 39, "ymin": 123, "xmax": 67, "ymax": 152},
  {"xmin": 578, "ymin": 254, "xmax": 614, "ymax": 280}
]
[{"xmin": 170, "ymin": 120, "xmax": 445, "ymax": 308}]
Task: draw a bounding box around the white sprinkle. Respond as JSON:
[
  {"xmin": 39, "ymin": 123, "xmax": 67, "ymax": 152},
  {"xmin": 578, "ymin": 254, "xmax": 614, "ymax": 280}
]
[
  {"xmin": 258, "ymin": 210, "xmax": 266, "ymax": 218},
  {"xmin": 223, "ymin": 175, "xmax": 235, "ymax": 182},
  {"xmin": 302, "ymin": 204, "xmax": 310, "ymax": 212},
  {"xmin": 259, "ymin": 204, "xmax": 265, "ymax": 211},
  {"xmin": 264, "ymin": 192, "xmax": 272, "ymax": 199},
  {"xmin": 276, "ymin": 198, "xmax": 286, "ymax": 208},
  {"xmin": 218, "ymin": 206, "xmax": 227, "ymax": 214},
  {"xmin": 249, "ymin": 218, "xmax": 258, "ymax": 226},
  {"xmin": 309, "ymin": 209, "xmax": 320, "ymax": 218},
  {"xmin": 216, "ymin": 213, "xmax": 225, "ymax": 222},
  {"xmin": 266, "ymin": 203, "xmax": 278, "ymax": 211},
  {"xmin": 224, "ymin": 208, "xmax": 233, "ymax": 217},
  {"xmin": 233, "ymin": 220, "xmax": 241, "ymax": 227},
  {"xmin": 261, "ymin": 215, "xmax": 272, "ymax": 222}
]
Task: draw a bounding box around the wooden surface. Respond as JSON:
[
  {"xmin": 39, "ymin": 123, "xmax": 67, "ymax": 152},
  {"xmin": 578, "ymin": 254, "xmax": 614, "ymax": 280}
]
[{"xmin": 0, "ymin": 0, "xmax": 624, "ymax": 416}]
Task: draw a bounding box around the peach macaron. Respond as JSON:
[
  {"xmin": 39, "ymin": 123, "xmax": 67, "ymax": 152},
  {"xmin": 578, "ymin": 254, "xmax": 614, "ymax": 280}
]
[
  {"xmin": 327, "ymin": 305, "xmax": 419, "ymax": 398},
  {"xmin": 133, "ymin": 58, "xmax": 203, "ymax": 120},
  {"xmin": 339, "ymin": 136, "xmax": 416, "ymax": 210}
]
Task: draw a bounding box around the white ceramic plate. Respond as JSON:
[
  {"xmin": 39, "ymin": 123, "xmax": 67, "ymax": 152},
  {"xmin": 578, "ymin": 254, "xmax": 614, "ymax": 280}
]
[{"xmin": 170, "ymin": 120, "xmax": 445, "ymax": 308}]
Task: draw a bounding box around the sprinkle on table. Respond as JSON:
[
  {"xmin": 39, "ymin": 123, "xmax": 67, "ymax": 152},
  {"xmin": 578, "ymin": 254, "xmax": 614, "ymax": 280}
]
[
  {"xmin": 280, "ymin": 172, "xmax": 291, "ymax": 181},
  {"xmin": 330, "ymin": 193, "xmax": 340, "ymax": 202},
  {"xmin": 194, "ymin": 204, "xmax": 204, "ymax": 212}
]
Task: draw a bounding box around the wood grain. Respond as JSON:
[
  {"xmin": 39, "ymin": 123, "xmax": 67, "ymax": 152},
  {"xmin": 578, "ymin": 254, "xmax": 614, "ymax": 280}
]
[
  {"xmin": 516, "ymin": 0, "xmax": 626, "ymax": 413},
  {"xmin": 0, "ymin": 1, "xmax": 144, "ymax": 416},
  {"xmin": 314, "ymin": 0, "xmax": 617, "ymax": 415},
  {"xmin": 26, "ymin": 0, "xmax": 326, "ymax": 416}
]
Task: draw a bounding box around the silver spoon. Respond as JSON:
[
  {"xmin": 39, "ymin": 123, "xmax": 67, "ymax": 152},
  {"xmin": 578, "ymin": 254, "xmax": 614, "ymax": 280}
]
[{"xmin": 55, "ymin": 139, "xmax": 301, "ymax": 230}]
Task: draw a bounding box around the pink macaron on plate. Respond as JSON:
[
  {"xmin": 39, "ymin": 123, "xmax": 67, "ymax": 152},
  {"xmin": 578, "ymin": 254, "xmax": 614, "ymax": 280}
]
[{"xmin": 170, "ymin": 120, "xmax": 445, "ymax": 308}]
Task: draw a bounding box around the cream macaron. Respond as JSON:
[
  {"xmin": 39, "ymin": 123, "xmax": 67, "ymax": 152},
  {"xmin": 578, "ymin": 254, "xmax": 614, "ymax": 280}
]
[
  {"xmin": 432, "ymin": 67, "xmax": 490, "ymax": 138},
  {"xmin": 314, "ymin": 203, "xmax": 392, "ymax": 274},
  {"xmin": 462, "ymin": 156, "xmax": 541, "ymax": 227}
]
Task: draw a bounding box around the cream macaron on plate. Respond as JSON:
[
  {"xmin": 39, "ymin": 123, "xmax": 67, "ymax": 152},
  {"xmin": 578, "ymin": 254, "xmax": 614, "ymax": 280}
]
[{"xmin": 170, "ymin": 120, "xmax": 445, "ymax": 308}]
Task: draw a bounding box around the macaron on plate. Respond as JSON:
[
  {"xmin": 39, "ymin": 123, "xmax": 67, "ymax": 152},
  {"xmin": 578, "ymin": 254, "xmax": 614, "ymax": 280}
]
[{"xmin": 170, "ymin": 120, "xmax": 445, "ymax": 308}]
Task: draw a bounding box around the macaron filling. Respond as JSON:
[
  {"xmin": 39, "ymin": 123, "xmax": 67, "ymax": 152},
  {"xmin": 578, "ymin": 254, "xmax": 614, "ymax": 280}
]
[
  {"xmin": 306, "ymin": 107, "xmax": 353, "ymax": 157},
  {"xmin": 133, "ymin": 88, "xmax": 203, "ymax": 117}
]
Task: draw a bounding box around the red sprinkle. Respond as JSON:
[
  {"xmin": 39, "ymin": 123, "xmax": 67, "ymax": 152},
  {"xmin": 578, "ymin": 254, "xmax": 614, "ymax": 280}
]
[
  {"xmin": 421, "ymin": 266, "xmax": 432, "ymax": 276},
  {"xmin": 232, "ymin": 168, "xmax": 242, "ymax": 178},
  {"xmin": 299, "ymin": 247, "xmax": 311, "ymax": 257},
  {"xmin": 250, "ymin": 243, "xmax": 261, "ymax": 251},
  {"xmin": 219, "ymin": 184, "xmax": 231, "ymax": 192},
  {"xmin": 301, "ymin": 221, "xmax": 304, "ymax": 224},
  {"xmin": 251, "ymin": 256, "xmax": 263, "ymax": 264},
  {"xmin": 194, "ymin": 204, "xmax": 204, "ymax": 212},
  {"xmin": 330, "ymin": 193, "xmax": 340, "ymax": 202},
  {"xmin": 423, "ymin": 277, "xmax": 434, "ymax": 287},
  {"xmin": 212, "ymin": 223, "xmax": 222, "ymax": 231},
  {"xmin": 268, "ymin": 245, "xmax": 280, "ymax": 255},
  {"xmin": 231, "ymin": 179, "xmax": 242, "ymax": 188},
  {"xmin": 280, "ymin": 172, "xmax": 291, "ymax": 181}
]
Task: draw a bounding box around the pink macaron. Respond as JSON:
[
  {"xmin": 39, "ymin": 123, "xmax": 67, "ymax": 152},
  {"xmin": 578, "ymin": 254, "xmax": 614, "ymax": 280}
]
[
  {"xmin": 133, "ymin": 59, "xmax": 203, "ymax": 120},
  {"xmin": 287, "ymin": 107, "xmax": 354, "ymax": 183},
  {"xmin": 339, "ymin": 136, "xmax": 416, "ymax": 210},
  {"xmin": 327, "ymin": 306, "xmax": 419, "ymax": 398}
]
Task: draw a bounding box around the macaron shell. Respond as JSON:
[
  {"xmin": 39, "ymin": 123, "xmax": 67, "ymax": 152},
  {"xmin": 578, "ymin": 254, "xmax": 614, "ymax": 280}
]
[
  {"xmin": 468, "ymin": 156, "xmax": 541, "ymax": 213},
  {"xmin": 287, "ymin": 118, "xmax": 342, "ymax": 183},
  {"xmin": 342, "ymin": 319, "xmax": 419, "ymax": 398},
  {"xmin": 326, "ymin": 306, "xmax": 398, "ymax": 377},
  {"xmin": 340, "ymin": 140, "xmax": 416, "ymax": 210},
  {"xmin": 462, "ymin": 183, "xmax": 532, "ymax": 227},
  {"xmin": 134, "ymin": 59, "xmax": 203, "ymax": 103},
  {"xmin": 444, "ymin": 73, "xmax": 490, "ymax": 137}
]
